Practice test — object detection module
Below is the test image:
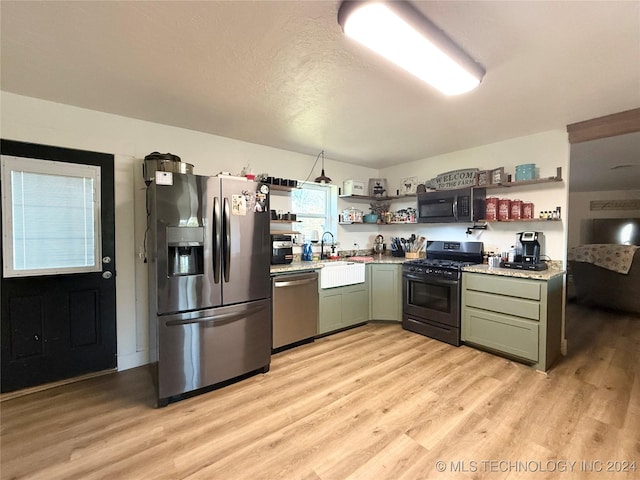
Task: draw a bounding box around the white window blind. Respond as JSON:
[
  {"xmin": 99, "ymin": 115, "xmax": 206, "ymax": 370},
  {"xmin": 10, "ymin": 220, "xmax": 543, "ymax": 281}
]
[{"xmin": 1, "ymin": 155, "xmax": 102, "ymax": 277}]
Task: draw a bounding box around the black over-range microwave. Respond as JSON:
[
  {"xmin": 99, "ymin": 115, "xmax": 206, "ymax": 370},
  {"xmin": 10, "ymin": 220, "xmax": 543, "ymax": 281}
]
[{"xmin": 417, "ymin": 187, "xmax": 486, "ymax": 223}]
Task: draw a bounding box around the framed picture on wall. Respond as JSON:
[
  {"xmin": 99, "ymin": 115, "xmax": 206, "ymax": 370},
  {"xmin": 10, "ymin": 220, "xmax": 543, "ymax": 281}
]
[
  {"xmin": 399, "ymin": 177, "xmax": 418, "ymax": 195},
  {"xmin": 491, "ymin": 167, "xmax": 505, "ymax": 185}
]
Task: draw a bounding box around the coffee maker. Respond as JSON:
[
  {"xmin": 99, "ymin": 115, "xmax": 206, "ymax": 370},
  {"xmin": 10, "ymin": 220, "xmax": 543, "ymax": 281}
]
[
  {"xmin": 271, "ymin": 234, "xmax": 293, "ymax": 265},
  {"xmin": 502, "ymin": 231, "xmax": 548, "ymax": 271},
  {"xmin": 519, "ymin": 231, "xmax": 539, "ymax": 262}
]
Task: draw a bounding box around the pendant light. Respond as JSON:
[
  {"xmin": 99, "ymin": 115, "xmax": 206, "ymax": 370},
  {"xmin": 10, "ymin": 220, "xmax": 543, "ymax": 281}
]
[
  {"xmin": 338, "ymin": 0, "xmax": 485, "ymax": 96},
  {"xmin": 314, "ymin": 150, "xmax": 332, "ymax": 184}
]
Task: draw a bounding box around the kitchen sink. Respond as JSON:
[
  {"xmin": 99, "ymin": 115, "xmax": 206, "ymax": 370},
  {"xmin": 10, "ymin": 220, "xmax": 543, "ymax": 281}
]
[{"xmin": 320, "ymin": 261, "xmax": 366, "ymax": 289}]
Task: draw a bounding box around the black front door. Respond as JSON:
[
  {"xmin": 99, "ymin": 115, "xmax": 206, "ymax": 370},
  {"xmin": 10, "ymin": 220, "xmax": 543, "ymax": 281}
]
[{"xmin": 1, "ymin": 140, "xmax": 116, "ymax": 393}]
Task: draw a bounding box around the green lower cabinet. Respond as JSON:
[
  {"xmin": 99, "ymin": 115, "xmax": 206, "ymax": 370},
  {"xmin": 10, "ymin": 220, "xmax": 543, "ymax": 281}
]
[
  {"xmin": 461, "ymin": 272, "xmax": 563, "ymax": 371},
  {"xmin": 318, "ymin": 281, "xmax": 369, "ymax": 335},
  {"xmin": 462, "ymin": 307, "xmax": 539, "ymax": 362},
  {"xmin": 368, "ymin": 264, "xmax": 402, "ymax": 322}
]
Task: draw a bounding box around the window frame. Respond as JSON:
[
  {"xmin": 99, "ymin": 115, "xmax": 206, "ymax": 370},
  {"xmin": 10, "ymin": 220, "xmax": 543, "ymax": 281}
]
[
  {"xmin": 291, "ymin": 182, "xmax": 338, "ymax": 241},
  {"xmin": 1, "ymin": 155, "xmax": 102, "ymax": 278}
]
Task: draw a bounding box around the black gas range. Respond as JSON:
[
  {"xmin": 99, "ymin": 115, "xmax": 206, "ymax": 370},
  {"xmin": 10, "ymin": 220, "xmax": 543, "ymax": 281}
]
[
  {"xmin": 402, "ymin": 241, "xmax": 483, "ymax": 346},
  {"xmin": 403, "ymin": 258, "xmax": 479, "ymax": 279}
]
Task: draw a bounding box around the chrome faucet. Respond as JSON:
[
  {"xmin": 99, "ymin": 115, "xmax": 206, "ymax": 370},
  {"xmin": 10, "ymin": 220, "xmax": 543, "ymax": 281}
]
[{"xmin": 320, "ymin": 231, "xmax": 335, "ymax": 260}]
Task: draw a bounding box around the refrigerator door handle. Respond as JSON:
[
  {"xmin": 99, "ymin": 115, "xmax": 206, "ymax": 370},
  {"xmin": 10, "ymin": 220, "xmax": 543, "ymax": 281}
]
[
  {"xmin": 223, "ymin": 197, "xmax": 231, "ymax": 283},
  {"xmin": 165, "ymin": 304, "xmax": 265, "ymax": 327},
  {"xmin": 213, "ymin": 196, "xmax": 221, "ymax": 283}
]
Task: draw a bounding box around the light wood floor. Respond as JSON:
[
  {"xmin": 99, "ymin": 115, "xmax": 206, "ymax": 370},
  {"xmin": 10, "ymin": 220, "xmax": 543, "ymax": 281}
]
[{"xmin": 1, "ymin": 303, "xmax": 638, "ymax": 480}]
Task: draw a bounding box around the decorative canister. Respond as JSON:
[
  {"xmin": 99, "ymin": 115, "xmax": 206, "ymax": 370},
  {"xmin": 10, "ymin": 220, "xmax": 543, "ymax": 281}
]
[
  {"xmin": 510, "ymin": 199, "xmax": 523, "ymax": 220},
  {"xmin": 485, "ymin": 197, "xmax": 498, "ymax": 220},
  {"xmin": 522, "ymin": 202, "xmax": 534, "ymax": 219},
  {"xmin": 347, "ymin": 207, "xmax": 363, "ymax": 223},
  {"xmin": 498, "ymin": 199, "xmax": 511, "ymax": 221},
  {"xmin": 515, "ymin": 163, "xmax": 536, "ymax": 181}
]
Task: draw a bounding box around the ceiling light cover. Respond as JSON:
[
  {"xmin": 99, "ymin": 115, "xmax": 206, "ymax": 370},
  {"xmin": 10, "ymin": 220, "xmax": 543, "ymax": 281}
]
[{"xmin": 338, "ymin": 0, "xmax": 485, "ymax": 95}]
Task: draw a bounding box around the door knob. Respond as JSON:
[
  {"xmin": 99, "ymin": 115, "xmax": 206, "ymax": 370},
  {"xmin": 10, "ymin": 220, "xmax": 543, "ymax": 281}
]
[
  {"xmin": 102, "ymin": 271, "xmax": 113, "ymax": 279},
  {"xmin": 102, "ymin": 256, "xmax": 112, "ymax": 264}
]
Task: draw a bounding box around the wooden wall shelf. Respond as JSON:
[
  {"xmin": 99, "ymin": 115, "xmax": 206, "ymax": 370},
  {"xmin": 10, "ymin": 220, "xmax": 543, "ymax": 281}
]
[
  {"xmin": 339, "ymin": 222, "xmax": 417, "ymax": 225},
  {"xmin": 269, "ymin": 184, "xmax": 298, "ymax": 192},
  {"xmin": 485, "ymin": 167, "xmax": 563, "ymax": 189},
  {"xmin": 339, "ymin": 194, "xmax": 416, "ymax": 202},
  {"xmin": 480, "ymin": 219, "xmax": 562, "ymax": 223},
  {"xmin": 270, "ymin": 230, "xmax": 301, "ymax": 235}
]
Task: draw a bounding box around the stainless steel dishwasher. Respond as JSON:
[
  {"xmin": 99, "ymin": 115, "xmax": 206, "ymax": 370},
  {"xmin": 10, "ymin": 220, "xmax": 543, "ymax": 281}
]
[{"xmin": 272, "ymin": 271, "xmax": 319, "ymax": 350}]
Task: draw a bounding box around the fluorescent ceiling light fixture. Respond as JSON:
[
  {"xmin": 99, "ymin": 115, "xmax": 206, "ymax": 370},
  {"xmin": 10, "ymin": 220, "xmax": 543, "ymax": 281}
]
[{"xmin": 338, "ymin": 0, "xmax": 485, "ymax": 95}]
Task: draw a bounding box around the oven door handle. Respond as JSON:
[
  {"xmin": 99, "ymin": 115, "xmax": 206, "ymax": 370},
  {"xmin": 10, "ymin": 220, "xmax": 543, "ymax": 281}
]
[{"xmin": 404, "ymin": 273, "xmax": 459, "ymax": 286}]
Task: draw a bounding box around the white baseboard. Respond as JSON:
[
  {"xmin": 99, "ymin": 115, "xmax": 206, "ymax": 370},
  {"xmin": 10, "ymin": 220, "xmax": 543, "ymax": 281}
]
[{"xmin": 117, "ymin": 350, "xmax": 149, "ymax": 371}]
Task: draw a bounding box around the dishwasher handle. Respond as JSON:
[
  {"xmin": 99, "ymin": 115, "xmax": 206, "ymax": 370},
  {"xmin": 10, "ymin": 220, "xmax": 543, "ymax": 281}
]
[{"xmin": 274, "ymin": 277, "xmax": 317, "ymax": 288}]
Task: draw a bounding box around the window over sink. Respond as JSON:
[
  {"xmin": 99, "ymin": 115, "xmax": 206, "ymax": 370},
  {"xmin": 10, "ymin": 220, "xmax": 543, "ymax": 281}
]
[{"xmin": 291, "ymin": 182, "xmax": 337, "ymax": 242}]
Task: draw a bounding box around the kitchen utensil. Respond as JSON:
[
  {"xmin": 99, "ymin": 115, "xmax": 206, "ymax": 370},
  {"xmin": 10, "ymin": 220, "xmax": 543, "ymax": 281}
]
[
  {"xmin": 412, "ymin": 236, "xmax": 426, "ymax": 253},
  {"xmin": 373, "ymin": 242, "xmax": 385, "ymax": 255},
  {"xmin": 143, "ymin": 152, "xmax": 193, "ymax": 183}
]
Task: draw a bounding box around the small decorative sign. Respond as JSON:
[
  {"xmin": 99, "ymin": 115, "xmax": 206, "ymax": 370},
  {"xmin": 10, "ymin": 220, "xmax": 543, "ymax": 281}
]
[
  {"xmin": 369, "ymin": 178, "xmax": 388, "ymax": 197},
  {"xmin": 476, "ymin": 170, "xmax": 491, "ymax": 186},
  {"xmin": 590, "ymin": 199, "xmax": 640, "ymax": 211},
  {"xmin": 429, "ymin": 168, "xmax": 478, "ymax": 190},
  {"xmin": 491, "ymin": 167, "xmax": 505, "ymax": 185}
]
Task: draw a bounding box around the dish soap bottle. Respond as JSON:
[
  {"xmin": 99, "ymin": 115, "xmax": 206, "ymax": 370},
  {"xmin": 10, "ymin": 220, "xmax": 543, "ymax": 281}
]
[{"xmin": 302, "ymin": 242, "xmax": 313, "ymax": 261}]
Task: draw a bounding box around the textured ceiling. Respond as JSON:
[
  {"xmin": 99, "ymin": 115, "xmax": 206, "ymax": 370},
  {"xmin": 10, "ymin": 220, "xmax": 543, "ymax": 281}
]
[{"xmin": 1, "ymin": 1, "xmax": 639, "ymax": 169}]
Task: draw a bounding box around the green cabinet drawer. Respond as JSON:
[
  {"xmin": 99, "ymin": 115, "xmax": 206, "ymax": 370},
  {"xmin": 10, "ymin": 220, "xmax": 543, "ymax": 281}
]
[
  {"xmin": 465, "ymin": 273, "xmax": 541, "ymax": 300},
  {"xmin": 465, "ymin": 290, "xmax": 540, "ymax": 321},
  {"xmin": 462, "ymin": 307, "xmax": 539, "ymax": 362}
]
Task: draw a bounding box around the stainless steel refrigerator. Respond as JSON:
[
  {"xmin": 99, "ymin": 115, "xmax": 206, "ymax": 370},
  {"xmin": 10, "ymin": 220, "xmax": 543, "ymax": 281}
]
[{"xmin": 148, "ymin": 173, "xmax": 271, "ymax": 406}]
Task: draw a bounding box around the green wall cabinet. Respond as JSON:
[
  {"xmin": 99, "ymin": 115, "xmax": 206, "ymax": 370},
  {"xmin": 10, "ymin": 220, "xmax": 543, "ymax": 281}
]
[
  {"xmin": 318, "ymin": 278, "xmax": 369, "ymax": 335},
  {"xmin": 461, "ymin": 272, "xmax": 563, "ymax": 371},
  {"xmin": 368, "ymin": 264, "xmax": 402, "ymax": 322}
]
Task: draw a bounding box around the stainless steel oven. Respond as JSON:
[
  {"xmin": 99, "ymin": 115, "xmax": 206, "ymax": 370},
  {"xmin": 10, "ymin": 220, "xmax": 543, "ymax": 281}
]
[
  {"xmin": 403, "ymin": 265, "xmax": 461, "ymax": 345},
  {"xmin": 402, "ymin": 241, "xmax": 483, "ymax": 346}
]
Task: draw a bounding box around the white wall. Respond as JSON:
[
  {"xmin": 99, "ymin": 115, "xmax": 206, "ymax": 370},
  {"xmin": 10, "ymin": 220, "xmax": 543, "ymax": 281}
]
[
  {"xmin": 0, "ymin": 92, "xmax": 378, "ymax": 370},
  {"xmin": 380, "ymin": 130, "xmax": 571, "ymax": 261},
  {"xmin": 568, "ymin": 189, "xmax": 640, "ymax": 247}
]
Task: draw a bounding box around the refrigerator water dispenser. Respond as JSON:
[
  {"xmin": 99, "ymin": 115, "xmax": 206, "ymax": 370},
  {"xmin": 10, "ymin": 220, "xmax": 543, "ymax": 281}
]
[{"xmin": 166, "ymin": 226, "xmax": 204, "ymax": 276}]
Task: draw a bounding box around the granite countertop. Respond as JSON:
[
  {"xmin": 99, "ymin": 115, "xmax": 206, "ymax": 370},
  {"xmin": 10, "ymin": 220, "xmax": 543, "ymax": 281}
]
[
  {"xmin": 462, "ymin": 261, "xmax": 565, "ymax": 281},
  {"xmin": 270, "ymin": 255, "xmax": 408, "ymax": 274}
]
